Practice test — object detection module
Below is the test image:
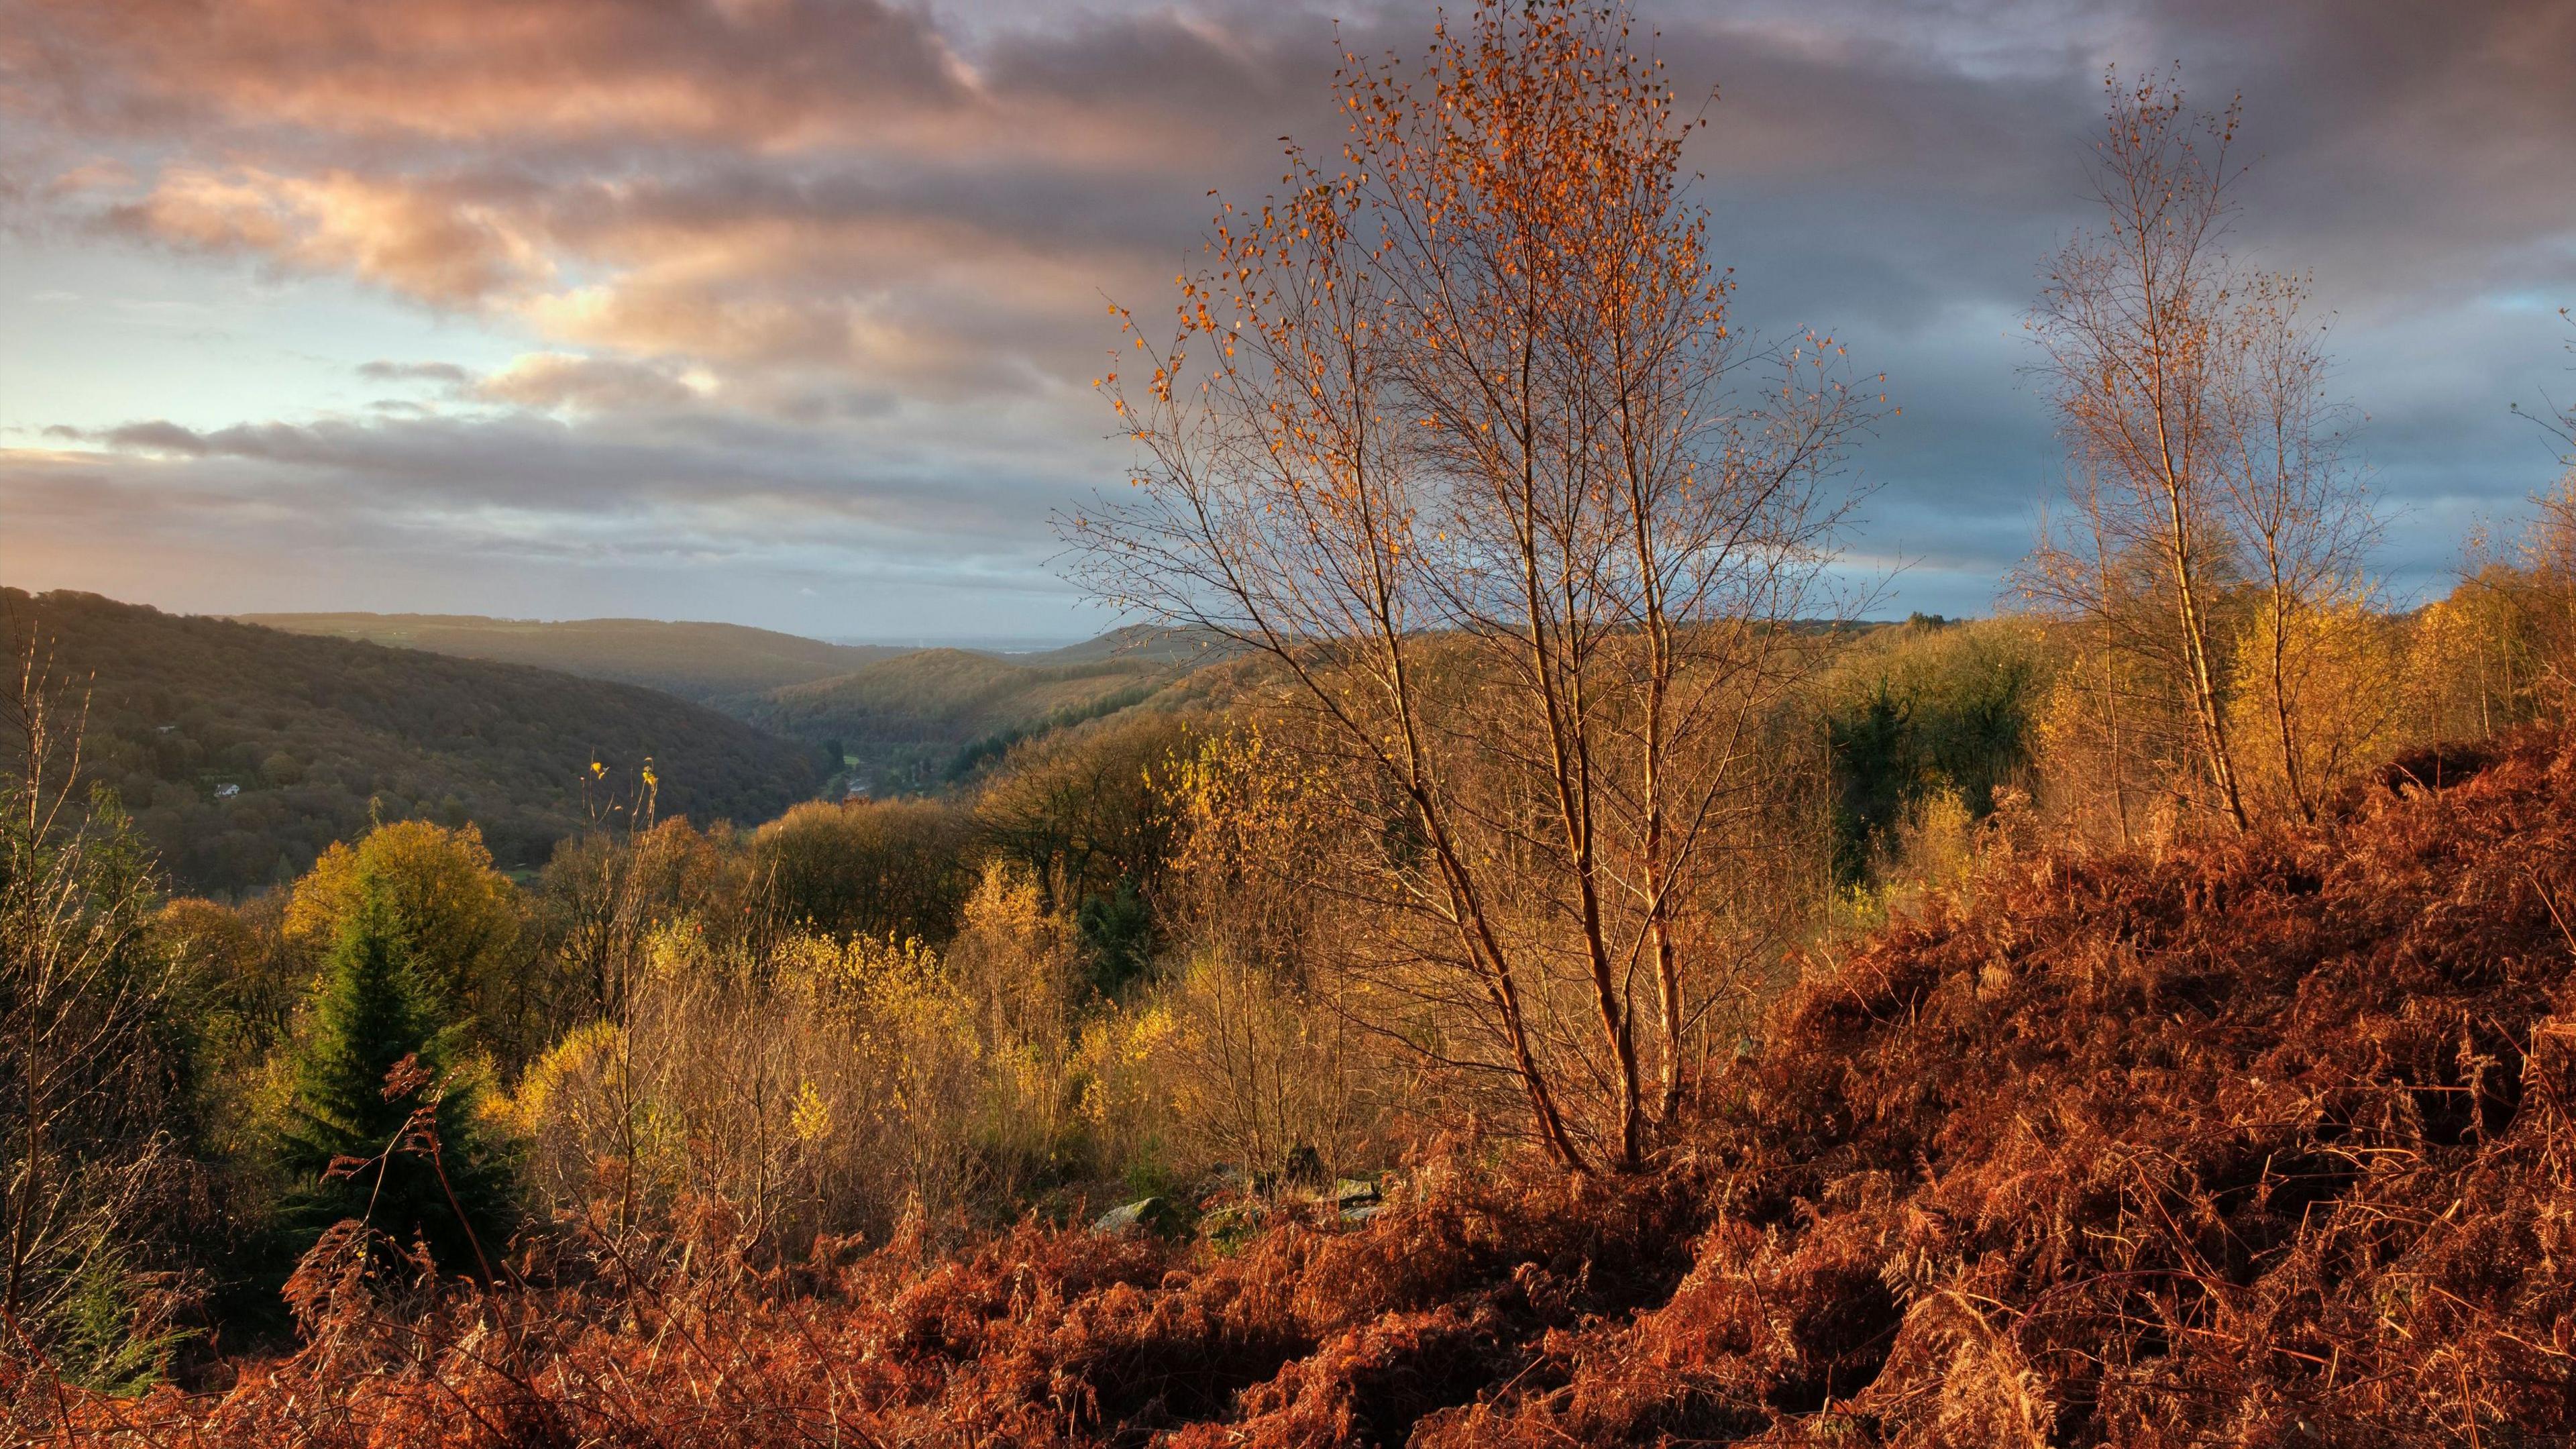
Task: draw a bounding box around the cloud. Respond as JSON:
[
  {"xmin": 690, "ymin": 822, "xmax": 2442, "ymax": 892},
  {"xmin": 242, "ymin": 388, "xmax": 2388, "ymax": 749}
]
[
  {"xmin": 30, "ymin": 399, "xmax": 1098, "ymax": 540},
  {"xmin": 356, "ymin": 360, "xmax": 473, "ymax": 385},
  {"xmin": 9, "ymin": 0, "xmax": 1338, "ymax": 390},
  {"xmin": 45, "ymin": 158, "xmax": 133, "ymax": 193},
  {"xmin": 6, "ymin": 0, "xmax": 975, "ymax": 150},
  {"xmin": 0, "ymin": 440, "xmax": 1104, "ymax": 635},
  {"xmin": 5, "ymin": 0, "xmax": 2574, "ymax": 627},
  {"xmin": 471, "ymin": 352, "xmax": 705, "ymax": 413},
  {"xmin": 107, "ymin": 168, "xmax": 554, "ymax": 305},
  {"xmin": 44, "ymin": 420, "xmax": 214, "ymax": 455}
]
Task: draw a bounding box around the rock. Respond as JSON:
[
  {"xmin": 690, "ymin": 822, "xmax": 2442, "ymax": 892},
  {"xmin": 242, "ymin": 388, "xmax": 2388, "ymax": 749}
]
[
  {"xmin": 1093, "ymin": 1197, "xmax": 1170, "ymax": 1236},
  {"xmin": 1333, "ymin": 1177, "xmax": 1381, "ymax": 1207}
]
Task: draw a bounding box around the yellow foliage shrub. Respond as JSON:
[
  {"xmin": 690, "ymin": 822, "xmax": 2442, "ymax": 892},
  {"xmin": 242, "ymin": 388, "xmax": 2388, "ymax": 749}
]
[
  {"xmin": 285, "ymin": 820, "xmax": 525, "ymax": 1044},
  {"xmin": 2225, "ymin": 597, "xmax": 2423, "ymax": 820}
]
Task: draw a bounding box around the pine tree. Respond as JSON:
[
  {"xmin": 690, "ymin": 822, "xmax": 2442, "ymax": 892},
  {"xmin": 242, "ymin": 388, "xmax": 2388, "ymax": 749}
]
[
  {"xmin": 1077, "ymin": 875, "xmax": 1154, "ymax": 997},
  {"xmin": 268, "ymin": 877, "xmax": 516, "ymax": 1275}
]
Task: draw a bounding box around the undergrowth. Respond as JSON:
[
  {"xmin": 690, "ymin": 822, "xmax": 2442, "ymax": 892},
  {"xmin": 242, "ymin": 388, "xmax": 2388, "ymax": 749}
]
[{"xmin": 17, "ymin": 729, "xmax": 2576, "ymax": 1446}]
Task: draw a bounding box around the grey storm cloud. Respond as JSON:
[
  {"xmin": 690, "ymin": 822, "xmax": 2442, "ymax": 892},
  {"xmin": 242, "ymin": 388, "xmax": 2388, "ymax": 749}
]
[
  {"xmin": 44, "ymin": 409, "xmax": 1069, "ymax": 537},
  {"xmin": 3, "ymin": 0, "xmax": 2573, "ymax": 630},
  {"xmin": 355, "ymin": 360, "xmax": 474, "ymax": 385},
  {"xmin": 39, "ymin": 419, "xmax": 215, "ymax": 455}
]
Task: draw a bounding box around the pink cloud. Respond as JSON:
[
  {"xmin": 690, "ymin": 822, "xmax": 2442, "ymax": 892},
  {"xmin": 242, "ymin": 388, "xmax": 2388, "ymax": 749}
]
[
  {"xmin": 474, "ymin": 352, "xmax": 705, "ymax": 412},
  {"xmin": 14, "ymin": 0, "xmax": 1294, "ymax": 395},
  {"xmin": 11, "ymin": 0, "xmax": 973, "ymax": 148},
  {"xmin": 110, "ymin": 167, "xmax": 553, "ymax": 305}
]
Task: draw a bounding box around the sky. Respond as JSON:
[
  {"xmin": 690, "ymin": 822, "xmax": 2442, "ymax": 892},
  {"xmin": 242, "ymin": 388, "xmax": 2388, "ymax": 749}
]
[{"xmin": 1, "ymin": 0, "xmax": 2571, "ymax": 643}]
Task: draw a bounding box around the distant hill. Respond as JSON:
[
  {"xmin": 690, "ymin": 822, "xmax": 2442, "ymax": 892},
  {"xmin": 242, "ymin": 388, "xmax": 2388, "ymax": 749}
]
[
  {"xmin": 234, "ymin": 612, "xmax": 906, "ymax": 709},
  {"xmin": 6, "ymin": 591, "xmax": 822, "ymax": 896},
  {"xmin": 753, "ymin": 647, "xmax": 1187, "ymax": 792},
  {"xmin": 1014, "ymin": 623, "xmax": 1238, "ymax": 668}
]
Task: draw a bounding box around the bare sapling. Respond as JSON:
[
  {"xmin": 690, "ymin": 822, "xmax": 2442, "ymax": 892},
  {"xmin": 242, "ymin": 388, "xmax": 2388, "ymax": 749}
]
[
  {"xmin": 2216, "ymin": 272, "xmax": 2377, "ymax": 823},
  {"xmin": 1073, "ymin": 0, "xmax": 1874, "ymax": 1171},
  {"xmin": 2029, "ymin": 70, "xmax": 2255, "ymax": 831}
]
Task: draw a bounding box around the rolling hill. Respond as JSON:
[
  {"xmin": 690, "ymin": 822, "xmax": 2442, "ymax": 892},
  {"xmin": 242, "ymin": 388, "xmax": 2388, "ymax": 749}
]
[
  {"xmin": 5, "ymin": 590, "xmax": 823, "ymax": 896},
  {"xmin": 233, "ymin": 612, "xmax": 906, "ymax": 709},
  {"xmin": 1015, "ymin": 623, "xmax": 1238, "ymax": 668},
  {"xmin": 753, "ymin": 646, "xmax": 1189, "ymax": 790}
]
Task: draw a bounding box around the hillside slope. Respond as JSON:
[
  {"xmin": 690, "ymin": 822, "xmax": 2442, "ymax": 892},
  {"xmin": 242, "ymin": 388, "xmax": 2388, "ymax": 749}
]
[
  {"xmin": 1017, "ymin": 623, "xmax": 1237, "ymax": 668},
  {"xmin": 5, "ymin": 591, "xmax": 821, "ymax": 894},
  {"xmin": 755, "ymin": 647, "xmax": 1184, "ymax": 789},
  {"xmin": 235, "ymin": 611, "xmax": 904, "ymax": 708},
  {"xmin": 826, "ymin": 725, "xmax": 2574, "ymax": 1446},
  {"xmin": 80, "ymin": 735, "xmax": 2576, "ymax": 1442}
]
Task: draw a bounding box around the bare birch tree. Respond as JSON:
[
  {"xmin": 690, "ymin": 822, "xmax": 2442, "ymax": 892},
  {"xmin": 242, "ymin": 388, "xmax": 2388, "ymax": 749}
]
[
  {"xmin": 2030, "ymin": 70, "xmax": 2254, "ymax": 832},
  {"xmin": 1071, "ymin": 1, "xmax": 1872, "ymax": 1172},
  {"xmin": 2028, "ymin": 75, "xmax": 2381, "ymax": 831},
  {"xmin": 2216, "ymin": 272, "xmax": 2377, "ymax": 823}
]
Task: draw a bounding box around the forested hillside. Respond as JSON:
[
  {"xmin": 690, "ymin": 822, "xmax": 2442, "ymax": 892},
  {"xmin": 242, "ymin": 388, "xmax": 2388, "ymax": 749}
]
[
  {"xmin": 755, "ymin": 646, "xmax": 1189, "ymax": 790},
  {"xmin": 1016, "ymin": 623, "xmax": 1235, "ymax": 667},
  {"xmin": 3, "ymin": 590, "xmax": 822, "ymax": 893},
  {"xmin": 235, "ymin": 612, "xmax": 905, "ymax": 709}
]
